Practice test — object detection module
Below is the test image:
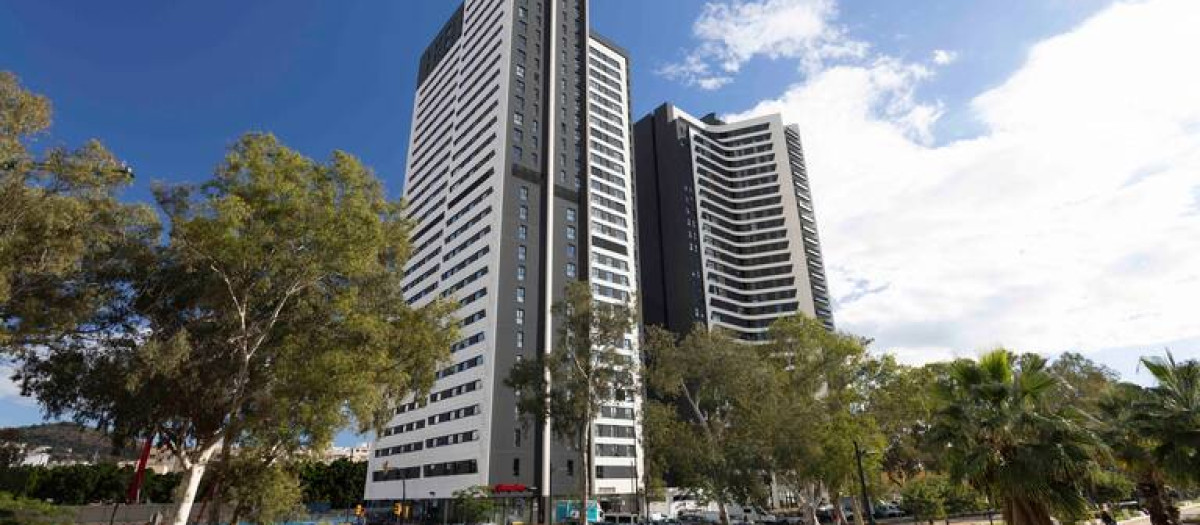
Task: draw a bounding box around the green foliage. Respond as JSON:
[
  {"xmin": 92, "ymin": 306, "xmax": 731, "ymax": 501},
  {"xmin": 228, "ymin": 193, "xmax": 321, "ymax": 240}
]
[
  {"xmin": 1094, "ymin": 353, "xmax": 1200, "ymax": 525},
  {"xmin": 1048, "ymin": 353, "xmax": 1120, "ymax": 414},
  {"xmin": 858, "ymin": 355, "xmax": 939, "ymax": 488},
  {"xmin": 452, "ymin": 486, "xmax": 494, "ymax": 525},
  {"xmin": 900, "ymin": 478, "xmax": 947, "ymax": 524},
  {"xmin": 0, "ymin": 464, "xmax": 179, "ymax": 504},
  {"xmin": 220, "ymin": 452, "xmax": 304, "ymax": 525},
  {"xmin": 900, "ymin": 474, "xmax": 989, "ymax": 518},
  {"xmin": 1088, "ymin": 469, "xmax": 1135, "ymax": 505},
  {"xmin": 764, "ymin": 314, "xmax": 885, "ymax": 514},
  {"xmin": 6, "ymin": 130, "xmax": 459, "ymax": 522},
  {"xmin": 0, "ymin": 491, "xmax": 71, "ymax": 525},
  {"xmin": 927, "ymin": 350, "xmax": 1109, "ymax": 525},
  {"xmin": 0, "ymin": 71, "xmax": 158, "ymax": 348},
  {"xmin": 644, "ymin": 324, "xmax": 779, "ymax": 516},
  {"xmin": 299, "ymin": 459, "xmax": 367, "ymax": 508},
  {"xmin": 1137, "ymin": 353, "xmax": 1200, "ymax": 486},
  {"xmin": 505, "ymin": 281, "xmax": 636, "ymax": 506}
]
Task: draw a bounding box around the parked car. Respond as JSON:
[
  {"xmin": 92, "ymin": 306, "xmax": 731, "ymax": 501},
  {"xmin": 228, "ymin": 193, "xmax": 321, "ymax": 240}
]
[{"xmin": 873, "ymin": 504, "xmax": 905, "ymax": 519}]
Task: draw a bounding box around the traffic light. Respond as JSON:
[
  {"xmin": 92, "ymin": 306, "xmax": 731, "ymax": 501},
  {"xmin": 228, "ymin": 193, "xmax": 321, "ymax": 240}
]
[
  {"xmin": 355, "ymin": 504, "xmax": 365, "ymax": 517},
  {"xmin": 393, "ymin": 503, "xmax": 403, "ymax": 517}
]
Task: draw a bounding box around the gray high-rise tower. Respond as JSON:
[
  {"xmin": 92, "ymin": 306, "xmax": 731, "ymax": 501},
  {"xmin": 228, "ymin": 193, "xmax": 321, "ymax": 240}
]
[
  {"xmin": 634, "ymin": 104, "xmax": 833, "ymax": 341},
  {"xmin": 366, "ymin": 0, "xmax": 642, "ymax": 520}
]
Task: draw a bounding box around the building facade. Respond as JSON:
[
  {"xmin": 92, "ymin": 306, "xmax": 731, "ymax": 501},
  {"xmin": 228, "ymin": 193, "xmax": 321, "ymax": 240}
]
[
  {"xmin": 366, "ymin": 0, "xmax": 642, "ymax": 518},
  {"xmin": 634, "ymin": 104, "xmax": 833, "ymax": 341}
]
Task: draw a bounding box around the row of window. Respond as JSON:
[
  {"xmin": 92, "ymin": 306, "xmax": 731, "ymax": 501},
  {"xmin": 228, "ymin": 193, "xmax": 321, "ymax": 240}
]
[
  {"xmin": 450, "ymin": 332, "xmax": 486, "ymax": 353},
  {"xmin": 430, "ymin": 379, "xmax": 482, "ymax": 403},
  {"xmin": 428, "ymin": 404, "xmax": 480, "ymax": 425},
  {"xmin": 436, "ymin": 355, "xmax": 484, "ymax": 379},
  {"xmin": 370, "ymin": 459, "xmax": 480, "ymax": 482},
  {"xmin": 371, "ymin": 461, "xmax": 633, "ymax": 483}
]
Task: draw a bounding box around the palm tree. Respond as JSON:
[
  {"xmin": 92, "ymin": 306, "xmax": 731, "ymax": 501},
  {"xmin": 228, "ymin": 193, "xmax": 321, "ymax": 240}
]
[
  {"xmin": 927, "ymin": 350, "xmax": 1108, "ymax": 525},
  {"xmin": 1138, "ymin": 353, "xmax": 1200, "ymax": 479},
  {"xmin": 1115, "ymin": 352, "xmax": 1200, "ymax": 525},
  {"xmin": 1096, "ymin": 383, "xmax": 1178, "ymax": 525}
]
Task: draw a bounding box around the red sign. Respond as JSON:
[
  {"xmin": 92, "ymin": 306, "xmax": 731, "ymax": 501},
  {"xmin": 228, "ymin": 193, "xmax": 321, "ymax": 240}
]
[{"xmin": 493, "ymin": 484, "xmax": 528, "ymax": 493}]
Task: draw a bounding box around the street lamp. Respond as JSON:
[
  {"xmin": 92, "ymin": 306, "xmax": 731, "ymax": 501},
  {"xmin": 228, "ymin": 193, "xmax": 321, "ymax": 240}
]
[
  {"xmin": 853, "ymin": 441, "xmax": 877, "ymax": 525},
  {"xmin": 2, "ymin": 158, "xmax": 136, "ymax": 179}
]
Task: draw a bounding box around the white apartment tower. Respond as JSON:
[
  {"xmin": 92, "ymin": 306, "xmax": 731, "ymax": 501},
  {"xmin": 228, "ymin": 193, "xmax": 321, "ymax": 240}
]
[
  {"xmin": 366, "ymin": 0, "xmax": 642, "ymax": 520},
  {"xmin": 634, "ymin": 105, "xmax": 834, "ymax": 341}
]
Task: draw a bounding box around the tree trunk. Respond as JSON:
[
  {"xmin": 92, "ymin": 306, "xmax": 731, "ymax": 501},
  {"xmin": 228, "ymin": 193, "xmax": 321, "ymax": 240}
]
[
  {"xmin": 580, "ymin": 416, "xmax": 594, "ymax": 525},
  {"xmin": 173, "ymin": 461, "xmax": 208, "ymax": 525},
  {"xmin": 1138, "ymin": 478, "xmax": 1180, "ymax": 525},
  {"xmin": 719, "ymin": 501, "xmax": 731, "ymax": 525},
  {"xmin": 831, "ymin": 492, "xmax": 846, "ymax": 525},
  {"xmin": 170, "ymin": 442, "xmax": 219, "ymax": 525},
  {"xmin": 1002, "ymin": 497, "xmax": 1054, "ymax": 525},
  {"xmin": 850, "ymin": 497, "xmax": 865, "ymax": 525},
  {"xmin": 802, "ymin": 483, "xmax": 820, "ymax": 525}
]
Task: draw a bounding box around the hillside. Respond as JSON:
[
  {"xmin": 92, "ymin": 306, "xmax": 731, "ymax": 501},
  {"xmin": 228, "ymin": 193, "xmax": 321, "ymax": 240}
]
[{"xmin": 0, "ymin": 422, "xmax": 139, "ymax": 462}]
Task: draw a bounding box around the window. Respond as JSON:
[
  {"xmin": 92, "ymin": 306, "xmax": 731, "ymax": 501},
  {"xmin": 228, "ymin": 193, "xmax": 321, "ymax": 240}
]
[
  {"xmin": 532, "ymin": 120, "xmax": 540, "ymax": 132},
  {"xmin": 518, "ymin": 225, "xmax": 528, "ymax": 240},
  {"xmin": 514, "ymin": 111, "xmax": 524, "ymax": 125},
  {"xmin": 515, "ymin": 79, "xmax": 525, "ymax": 93},
  {"xmin": 518, "ymin": 245, "xmax": 526, "ymax": 261},
  {"xmin": 515, "ymin": 429, "xmax": 522, "ymax": 447},
  {"xmin": 567, "ymin": 244, "xmax": 576, "ymax": 258},
  {"xmin": 566, "ymin": 263, "xmax": 576, "ymax": 278},
  {"xmin": 516, "ymin": 65, "xmax": 525, "ymax": 78},
  {"xmin": 566, "ymin": 226, "xmax": 576, "ymax": 240},
  {"xmin": 519, "ymin": 205, "xmax": 528, "ymax": 220},
  {"xmin": 513, "ymin": 146, "xmax": 523, "ymax": 160},
  {"xmin": 518, "ymin": 6, "xmax": 527, "ymax": 17},
  {"xmin": 517, "ymin": 266, "xmax": 526, "ymax": 281},
  {"xmin": 516, "ymin": 331, "xmax": 524, "ymax": 348},
  {"xmin": 519, "ymin": 186, "xmax": 529, "ymax": 200},
  {"xmin": 517, "ymin": 49, "xmax": 526, "ymax": 63},
  {"xmin": 515, "ymin": 309, "xmax": 525, "ymax": 325},
  {"xmin": 566, "ymin": 208, "xmax": 576, "ymax": 222},
  {"xmin": 518, "ymin": 34, "xmax": 527, "ymax": 48},
  {"xmin": 516, "ymin": 287, "xmax": 526, "ymax": 303},
  {"xmin": 514, "ymin": 128, "xmax": 523, "ymax": 142},
  {"xmin": 567, "ymin": 460, "xmax": 574, "ymax": 476},
  {"xmin": 513, "ymin": 458, "xmax": 521, "ymax": 476}
]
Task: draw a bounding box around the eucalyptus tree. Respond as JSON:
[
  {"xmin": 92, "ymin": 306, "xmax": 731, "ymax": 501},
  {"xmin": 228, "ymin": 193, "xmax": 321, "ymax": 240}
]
[
  {"xmin": 927, "ymin": 350, "xmax": 1108, "ymax": 525},
  {"xmin": 764, "ymin": 314, "xmax": 884, "ymax": 525},
  {"xmin": 10, "ymin": 133, "xmax": 458, "ymax": 525},
  {"xmin": 643, "ymin": 324, "xmax": 779, "ymax": 525},
  {"xmin": 505, "ymin": 281, "xmax": 636, "ymax": 524},
  {"xmin": 0, "ymin": 71, "xmax": 157, "ymax": 347}
]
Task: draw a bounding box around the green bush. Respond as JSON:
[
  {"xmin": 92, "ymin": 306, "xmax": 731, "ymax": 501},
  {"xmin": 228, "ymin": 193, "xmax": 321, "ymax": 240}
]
[
  {"xmin": 0, "ymin": 464, "xmax": 179, "ymax": 504},
  {"xmin": 0, "ymin": 491, "xmax": 71, "ymax": 525},
  {"xmin": 901, "ymin": 475, "xmax": 989, "ymax": 523}
]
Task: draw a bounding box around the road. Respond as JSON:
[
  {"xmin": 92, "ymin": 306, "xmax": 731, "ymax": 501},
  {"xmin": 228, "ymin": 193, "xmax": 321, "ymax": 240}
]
[{"xmin": 874, "ymin": 505, "xmax": 1199, "ymax": 525}]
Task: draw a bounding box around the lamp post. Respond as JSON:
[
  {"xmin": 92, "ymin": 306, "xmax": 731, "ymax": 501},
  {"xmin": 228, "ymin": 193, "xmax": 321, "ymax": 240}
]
[
  {"xmin": 853, "ymin": 441, "xmax": 877, "ymax": 525},
  {"xmin": 1, "ymin": 158, "xmax": 135, "ymax": 179}
]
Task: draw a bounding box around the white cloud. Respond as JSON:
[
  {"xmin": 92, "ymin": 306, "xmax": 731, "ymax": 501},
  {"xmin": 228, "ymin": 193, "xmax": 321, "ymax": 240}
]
[
  {"xmin": 0, "ymin": 363, "xmax": 33, "ymax": 406},
  {"xmin": 725, "ymin": 0, "xmax": 1200, "ymax": 365},
  {"xmin": 931, "ymin": 49, "xmax": 958, "ymax": 65},
  {"xmin": 657, "ymin": 0, "xmax": 868, "ymax": 88}
]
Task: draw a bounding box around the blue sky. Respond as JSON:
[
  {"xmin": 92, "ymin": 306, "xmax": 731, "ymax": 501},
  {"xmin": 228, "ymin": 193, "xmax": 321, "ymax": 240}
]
[{"xmin": 2, "ymin": 0, "xmax": 1199, "ymax": 444}]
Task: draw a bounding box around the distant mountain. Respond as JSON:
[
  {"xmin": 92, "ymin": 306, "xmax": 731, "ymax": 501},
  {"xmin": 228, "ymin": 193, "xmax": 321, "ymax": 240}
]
[{"xmin": 0, "ymin": 422, "xmax": 139, "ymax": 462}]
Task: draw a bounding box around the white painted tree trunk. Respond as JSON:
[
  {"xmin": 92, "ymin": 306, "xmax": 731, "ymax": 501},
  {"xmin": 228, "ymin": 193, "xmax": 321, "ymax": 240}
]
[{"xmin": 170, "ymin": 443, "xmax": 219, "ymax": 525}]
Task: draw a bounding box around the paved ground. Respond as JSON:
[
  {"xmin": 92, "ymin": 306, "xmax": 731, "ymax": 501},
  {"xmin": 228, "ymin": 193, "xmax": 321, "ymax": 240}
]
[{"xmin": 1120, "ymin": 504, "xmax": 1200, "ymax": 525}]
